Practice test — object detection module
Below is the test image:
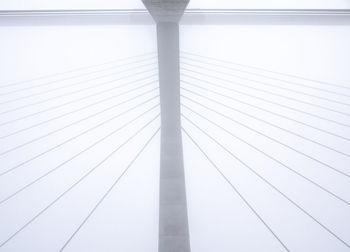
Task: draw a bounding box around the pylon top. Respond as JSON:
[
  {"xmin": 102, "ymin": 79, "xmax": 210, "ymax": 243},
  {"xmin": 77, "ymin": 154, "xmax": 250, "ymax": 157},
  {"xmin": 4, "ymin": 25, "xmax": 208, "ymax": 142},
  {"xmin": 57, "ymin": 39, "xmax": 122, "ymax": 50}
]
[{"xmin": 142, "ymin": 0, "xmax": 190, "ymax": 23}]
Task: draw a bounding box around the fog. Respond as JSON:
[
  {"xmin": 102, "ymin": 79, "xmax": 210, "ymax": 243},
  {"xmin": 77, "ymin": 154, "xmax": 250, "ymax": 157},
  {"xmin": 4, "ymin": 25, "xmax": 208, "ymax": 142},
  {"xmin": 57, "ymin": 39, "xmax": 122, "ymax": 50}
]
[
  {"xmin": 0, "ymin": 16, "xmax": 350, "ymax": 252},
  {"xmin": 1, "ymin": 0, "xmax": 349, "ymax": 10}
]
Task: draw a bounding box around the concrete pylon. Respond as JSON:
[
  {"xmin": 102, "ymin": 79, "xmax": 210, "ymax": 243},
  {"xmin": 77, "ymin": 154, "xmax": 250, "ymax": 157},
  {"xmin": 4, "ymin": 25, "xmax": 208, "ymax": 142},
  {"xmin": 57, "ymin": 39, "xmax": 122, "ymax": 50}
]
[{"xmin": 141, "ymin": 1, "xmax": 190, "ymax": 252}]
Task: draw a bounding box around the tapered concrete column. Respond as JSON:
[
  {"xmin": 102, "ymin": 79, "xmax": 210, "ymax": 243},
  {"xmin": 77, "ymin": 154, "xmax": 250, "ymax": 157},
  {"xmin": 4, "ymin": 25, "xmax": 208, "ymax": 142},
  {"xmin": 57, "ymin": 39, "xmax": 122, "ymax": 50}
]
[
  {"xmin": 157, "ymin": 22, "xmax": 190, "ymax": 252},
  {"xmin": 142, "ymin": 1, "xmax": 190, "ymax": 251}
]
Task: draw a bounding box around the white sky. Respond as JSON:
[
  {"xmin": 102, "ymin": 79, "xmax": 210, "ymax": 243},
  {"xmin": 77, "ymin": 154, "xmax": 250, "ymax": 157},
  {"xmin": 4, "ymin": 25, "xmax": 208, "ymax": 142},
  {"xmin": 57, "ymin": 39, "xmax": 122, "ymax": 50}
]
[
  {"xmin": 0, "ymin": 0, "xmax": 349, "ymax": 10},
  {"xmin": 0, "ymin": 8, "xmax": 350, "ymax": 252},
  {"xmin": 1, "ymin": 23, "xmax": 350, "ymax": 251}
]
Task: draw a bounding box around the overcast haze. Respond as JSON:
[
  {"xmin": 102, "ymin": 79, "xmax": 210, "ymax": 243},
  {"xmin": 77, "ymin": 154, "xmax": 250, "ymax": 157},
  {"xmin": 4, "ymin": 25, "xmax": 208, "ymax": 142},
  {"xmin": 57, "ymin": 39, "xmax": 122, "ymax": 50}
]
[
  {"xmin": 0, "ymin": 2, "xmax": 350, "ymax": 252},
  {"xmin": 0, "ymin": 0, "xmax": 349, "ymax": 10}
]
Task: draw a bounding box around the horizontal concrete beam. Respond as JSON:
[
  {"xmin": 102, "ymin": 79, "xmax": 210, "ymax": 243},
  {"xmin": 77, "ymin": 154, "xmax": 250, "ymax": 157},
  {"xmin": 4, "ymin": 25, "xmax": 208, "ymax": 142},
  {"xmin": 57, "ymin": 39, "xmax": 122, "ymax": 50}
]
[
  {"xmin": 182, "ymin": 9, "xmax": 350, "ymax": 25},
  {"xmin": 1, "ymin": 9, "xmax": 350, "ymax": 26}
]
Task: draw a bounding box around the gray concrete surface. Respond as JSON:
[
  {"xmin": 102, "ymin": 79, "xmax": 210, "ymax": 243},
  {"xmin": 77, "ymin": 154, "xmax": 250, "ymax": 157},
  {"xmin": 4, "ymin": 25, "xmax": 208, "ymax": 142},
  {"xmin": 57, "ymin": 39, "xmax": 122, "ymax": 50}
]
[{"xmin": 142, "ymin": 1, "xmax": 191, "ymax": 251}]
